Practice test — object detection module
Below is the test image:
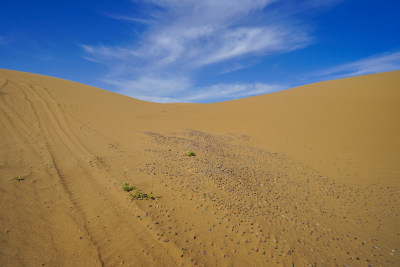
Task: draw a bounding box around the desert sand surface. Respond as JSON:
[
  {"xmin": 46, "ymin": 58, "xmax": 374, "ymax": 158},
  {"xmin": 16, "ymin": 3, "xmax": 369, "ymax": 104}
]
[{"xmin": 0, "ymin": 69, "xmax": 399, "ymax": 266}]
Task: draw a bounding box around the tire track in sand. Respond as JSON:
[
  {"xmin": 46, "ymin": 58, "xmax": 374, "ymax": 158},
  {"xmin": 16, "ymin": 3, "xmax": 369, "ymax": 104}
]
[{"xmin": 20, "ymin": 82, "xmax": 178, "ymax": 266}]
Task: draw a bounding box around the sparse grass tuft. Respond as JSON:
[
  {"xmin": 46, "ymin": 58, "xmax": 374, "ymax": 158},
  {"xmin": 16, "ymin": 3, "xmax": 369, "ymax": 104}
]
[
  {"xmin": 130, "ymin": 190, "xmax": 154, "ymax": 200},
  {"xmin": 123, "ymin": 182, "xmax": 154, "ymax": 200},
  {"xmin": 9, "ymin": 176, "xmax": 24, "ymax": 181},
  {"xmin": 123, "ymin": 182, "xmax": 135, "ymax": 192},
  {"xmin": 185, "ymin": 151, "xmax": 196, "ymax": 157}
]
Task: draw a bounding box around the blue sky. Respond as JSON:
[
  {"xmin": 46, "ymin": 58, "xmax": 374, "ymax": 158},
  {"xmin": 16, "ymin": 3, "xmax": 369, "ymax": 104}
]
[{"xmin": 1, "ymin": 0, "xmax": 399, "ymax": 103}]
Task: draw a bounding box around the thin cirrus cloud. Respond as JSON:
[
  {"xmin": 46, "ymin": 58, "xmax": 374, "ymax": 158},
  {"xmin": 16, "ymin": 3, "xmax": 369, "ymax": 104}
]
[
  {"xmin": 112, "ymin": 80, "xmax": 285, "ymax": 103},
  {"xmin": 318, "ymin": 51, "xmax": 400, "ymax": 80},
  {"xmin": 102, "ymin": 13, "xmax": 153, "ymax": 25},
  {"xmin": 182, "ymin": 82, "xmax": 286, "ymax": 103},
  {"xmin": 82, "ymin": 0, "xmax": 314, "ymax": 102}
]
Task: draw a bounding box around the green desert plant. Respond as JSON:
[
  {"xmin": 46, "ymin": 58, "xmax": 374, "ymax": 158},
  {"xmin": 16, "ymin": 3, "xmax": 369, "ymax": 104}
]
[
  {"xmin": 185, "ymin": 151, "xmax": 196, "ymax": 157},
  {"xmin": 123, "ymin": 182, "xmax": 135, "ymax": 192},
  {"xmin": 9, "ymin": 176, "xmax": 24, "ymax": 181},
  {"xmin": 130, "ymin": 190, "xmax": 154, "ymax": 200}
]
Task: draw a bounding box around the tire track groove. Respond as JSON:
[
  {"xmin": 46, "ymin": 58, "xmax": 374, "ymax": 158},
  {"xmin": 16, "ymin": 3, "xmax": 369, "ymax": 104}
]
[{"xmin": 19, "ymin": 81, "xmax": 178, "ymax": 266}]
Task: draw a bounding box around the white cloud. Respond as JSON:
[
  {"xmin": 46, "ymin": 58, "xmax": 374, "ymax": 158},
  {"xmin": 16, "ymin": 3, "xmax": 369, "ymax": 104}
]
[
  {"xmin": 105, "ymin": 75, "xmax": 285, "ymax": 103},
  {"xmin": 103, "ymin": 13, "xmax": 152, "ymax": 24},
  {"xmin": 103, "ymin": 75, "xmax": 191, "ymax": 96},
  {"xmin": 82, "ymin": 0, "xmax": 338, "ymax": 102},
  {"xmin": 319, "ymin": 51, "xmax": 400, "ymax": 79},
  {"xmin": 194, "ymin": 26, "xmax": 308, "ymax": 67},
  {"xmin": 84, "ymin": 0, "xmax": 311, "ymax": 72},
  {"xmin": 183, "ymin": 82, "xmax": 285, "ymax": 102}
]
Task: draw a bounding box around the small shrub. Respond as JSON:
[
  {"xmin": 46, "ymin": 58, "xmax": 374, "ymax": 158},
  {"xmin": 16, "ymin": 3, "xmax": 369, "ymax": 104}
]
[
  {"xmin": 130, "ymin": 190, "xmax": 154, "ymax": 200},
  {"xmin": 9, "ymin": 176, "xmax": 24, "ymax": 181},
  {"xmin": 123, "ymin": 182, "xmax": 135, "ymax": 192},
  {"xmin": 185, "ymin": 151, "xmax": 195, "ymax": 157}
]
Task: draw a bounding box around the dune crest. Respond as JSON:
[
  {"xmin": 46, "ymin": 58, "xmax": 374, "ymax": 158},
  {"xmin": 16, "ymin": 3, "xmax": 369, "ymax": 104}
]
[{"xmin": 0, "ymin": 69, "xmax": 399, "ymax": 266}]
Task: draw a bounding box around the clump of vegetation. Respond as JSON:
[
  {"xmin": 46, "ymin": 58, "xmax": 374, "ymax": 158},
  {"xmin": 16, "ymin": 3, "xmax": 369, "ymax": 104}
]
[
  {"xmin": 130, "ymin": 190, "xmax": 154, "ymax": 200},
  {"xmin": 123, "ymin": 182, "xmax": 154, "ymax": 200},
  {"xmin": 9, "ymin": 176, "xmax": 24, "ymax": 181},
  {"xmin": 185, "ymin": 151, "xmax": 196, "ymax": 157},
  {"xmin": 123, "ymin": 182, "xmax": 135, "ymax": 192}
]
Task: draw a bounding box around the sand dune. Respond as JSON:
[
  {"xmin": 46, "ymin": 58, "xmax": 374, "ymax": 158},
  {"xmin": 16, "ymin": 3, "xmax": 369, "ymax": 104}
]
[{"xmin": 0, "ymin": 69, "xmax": 399, "ymax": 266}]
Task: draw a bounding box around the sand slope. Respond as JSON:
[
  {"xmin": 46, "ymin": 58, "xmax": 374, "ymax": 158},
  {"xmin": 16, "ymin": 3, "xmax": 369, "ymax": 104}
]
[{"xmin": 0, "ymin": 69, "xmax": 399, "ymax": 266}]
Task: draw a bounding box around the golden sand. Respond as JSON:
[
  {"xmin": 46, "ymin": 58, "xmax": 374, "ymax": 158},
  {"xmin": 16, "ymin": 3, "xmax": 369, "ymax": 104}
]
[{"xmin": 0, "ymin": 69, "xmax": 399, "ymax": 266}]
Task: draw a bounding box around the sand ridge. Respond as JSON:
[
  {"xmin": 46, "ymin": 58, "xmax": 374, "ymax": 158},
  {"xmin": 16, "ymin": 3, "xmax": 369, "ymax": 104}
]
[{"xmin": 0, "ymin": 69, "xmax": 399, "ymax": 266}]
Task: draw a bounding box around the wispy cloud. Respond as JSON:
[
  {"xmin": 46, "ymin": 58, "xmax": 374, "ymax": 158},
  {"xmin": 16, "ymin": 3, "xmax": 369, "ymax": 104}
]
[
  {"xmin": 103, "ymin": 74, "xmax": 191, "ymax": 97},
  {"xmin": 82, "ymin": 0, "xmax": 338, "ymax": 102},
  {"xmin": 319, "ymin": 51, "xmax": 400, "ymax": 79},
  {"xmin": 85, "ymin": 0, "xmax": 311, "ymax": 71},
  {"xmin": 103, "ymin": 13, "xmax": 153, "ymax": 24},
  {"xmin": 183, "ymin": 82, "xmax": 286, "ymax": 102},
  {"xmin": 106, "ymin": 76, "xmax": 285, "ymax": 103}
]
